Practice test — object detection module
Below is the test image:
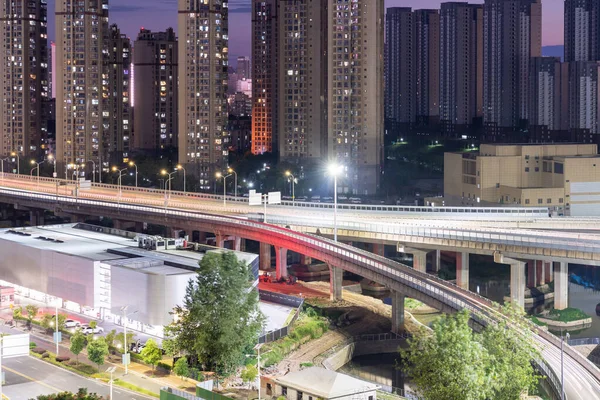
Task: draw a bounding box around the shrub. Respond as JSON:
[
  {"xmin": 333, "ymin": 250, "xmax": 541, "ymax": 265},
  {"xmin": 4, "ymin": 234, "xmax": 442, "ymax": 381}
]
[
  {"xmin": 157, "ymin": 362, "xmax": 172, "ymax": 373},
  {"xmin": 29, "ymin": 342, "xmax": 36, "ymax": 349},
  {"xmin": 55, "ymin": 356, "xmax": 70, "ymax": 362},
  {"xmin": 31, "ymin": 347, "xmax": 46, "ymax": 354},
  {"xmin": 42, "ymin": 351, "xmax": 50, "ymax": 358}
]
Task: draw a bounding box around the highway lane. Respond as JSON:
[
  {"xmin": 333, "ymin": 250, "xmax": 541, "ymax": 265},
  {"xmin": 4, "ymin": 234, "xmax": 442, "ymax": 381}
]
[{"xmin": 2, "ymin": 356, "xmax": 150, "ymax": 400}]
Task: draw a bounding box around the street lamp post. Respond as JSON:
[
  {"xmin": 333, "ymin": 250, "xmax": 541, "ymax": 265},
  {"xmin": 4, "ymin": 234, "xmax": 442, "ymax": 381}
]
[
  {"xmin": 128, "ymin": 161, "xmax": 138, "ymax": 188},
  {"xmin": 30, "ymin": 160, "xmax": 45, "ymax": 187},
  {"xmin": 328, "ymin": 163, "xmax": 343, "ymax": 242},
  {"xmin": 228, "ymin": 168, "xmax": 237, "ymax": 198},
  {"xmin": 216, "ymin": 172, "xmax": 232, "ymax": 207},
  {"xmin": 561, "ymin": 331, "xmax": 570, "ymax": 400},
  {"xmin": 0, "ymin": 158, "xmax": 9, "ymax": 181},
  {"xmin": 176, "ymin": 164, "xmax": 186, "ymax": 193},
  {"xmin": 161, "ymin": 169, "xmax": 177, "ymax": 202},
  {"xmin": 47, "ymin": 154, "xmax": 56, "ymax": 178},
  {"xmin": 285, "ymin": 171, "xmax": 296, "ymax": 207},
  {"xmin": 107, "ymin": 366, "xmax": 116, "ymax": 399},
  {"xmin": 120, "ymin": 306, "xmax": 138, "ymax": 375},
  {"xmin": 10, "ymin": 152, "xmax": 19, "ymax": 175},
  {"xmin": 87, "ymin": 160, "xmax": 96, "ymax": 183},
  {"xmin": 112, "ymin": 167, "xmax": 127, "ymax": 199}
]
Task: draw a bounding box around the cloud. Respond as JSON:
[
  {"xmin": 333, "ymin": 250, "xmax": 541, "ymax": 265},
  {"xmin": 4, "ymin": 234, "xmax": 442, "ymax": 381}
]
[
  {"xmin": 229, "ymin": 6, "xmax": 252, "ymax": 13},
  {"xmin": 110, "ymin": 4, "xmax": 146, "ymax": 13}
]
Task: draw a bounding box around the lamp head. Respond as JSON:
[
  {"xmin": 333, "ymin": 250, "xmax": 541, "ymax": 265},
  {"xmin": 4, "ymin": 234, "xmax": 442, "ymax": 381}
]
[
  {"xmin": 228, "ymin": 167, "xmax": 233, "ymax": 173},
  {"xmin": 112, "ymin": 166, "xmax": 117, "ymax": 172},
  {"xmin": 10, "ymin": 152, "xmax": 16, "ymax": 156},
  {"xmin": 128, "ymin": 161, "xmax": 134, "ymax": 167},
  {"xmin": 216, "ymin": 171, "xmax": 222, "ymax": 178},
  {"xmin": 285, "ymin": 171, "xmax": 291, "ymax": 177},
  {"xmin": 176, "ymin": 164, "xmax": 182, "ymax": 170},
  {"xmin": 161, "ymin": 169, "xmax": 168, "ymax": 176},
  {"xmin": 47, "ymin": 154, "xmax": 53, "ymax": 161},
  {"xmin": 328, "ymin": 163, "xmax": 343, "ymax": 176},
  {"xmin": 30, "ymin": 160, "xmax": 35, "ymax": 165}
]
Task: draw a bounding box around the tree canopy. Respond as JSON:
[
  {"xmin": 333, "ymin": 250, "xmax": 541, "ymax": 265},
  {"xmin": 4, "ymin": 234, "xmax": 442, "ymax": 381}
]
[
  {"xmin": 141, "ymin": 339, "xmax": 163, "ymax": 370},
  {"xmin": 69, "ymin": 331, "xmax": 86, "ymax": 362},
  {"xmin": 33, "ymin": 388, "xmax": 103, "ymax": 400},
  {"xmin": 166, "ymin": 251, "xmax": 264, "ymax": 375},
  {"xmin": 401, "ymin": 306, "xmax": 540, "ymax": 400},
  {"xmin": 87, "ymin": 337, "xmax": 109, "ymax": 371}
]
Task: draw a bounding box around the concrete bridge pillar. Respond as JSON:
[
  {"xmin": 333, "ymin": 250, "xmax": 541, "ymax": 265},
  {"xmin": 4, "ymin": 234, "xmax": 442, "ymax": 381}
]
[
  {"xmin": 535, "ymin": 260, "xmax": 545, "ymax": 287},
  {"xmin": 527, "ymin": 261, "xmax": 536, "ymax": 288},
  {"xmin": 135, "ymin": 221, "xmax": 145, "ymax": 233},
  {"xmin": 372, "ymin": 243, "xmax": 385, "ymax": 257},
  {"xmin": 554, "ymin": 262, "xmax": 568, "ymax": 310},
  {"xmin": 456, "ymin": 252, "xmax": 469, "ymax": 290},
  {"xmin": 259, "ymin": 242, "xmax": 271, "ymax": 271},
  {"xmin": 275, "ymin": 246, "xmax": 288, "ymax": 280},
  {"xmin": 215, "ymin": 234, "xmax": 225, "ymax": 248},
  {"xmin": 300, "ymin": 254, "xmax": 312, "ymax": 265},
  {"xmin": 510, "ymin": 261, "xmax": 526, "ymax": 308},
  {"xmin": 391, "ymin": 291, "xmax": 406, "ymax": 334},
  {"xmin": 113, "ymin": 219, "xmax": 123, "ymax": 230},
  {"xmin": 29, "ymin": 210, "xmax": 44, "ymax": 226},
  {"xmin": 432, "ymin": 249, "xmax": 441, "ymax": 273},
  {"xmin": 544, "ymin": 261, "xmax": 553, "ymax": 284},
  {"xmin": 329, "ymin": 265, "xmax": 343, "ymax": 301},
  {"xmin": 234, "ymin": 236, "xmax": 242, "ymax": 252}
]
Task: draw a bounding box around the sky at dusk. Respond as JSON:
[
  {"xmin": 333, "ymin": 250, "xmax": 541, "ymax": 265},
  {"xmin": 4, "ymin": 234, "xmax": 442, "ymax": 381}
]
[{"xmin": 46, "ymin": 0, "xmax": 565, "ymax": 65}]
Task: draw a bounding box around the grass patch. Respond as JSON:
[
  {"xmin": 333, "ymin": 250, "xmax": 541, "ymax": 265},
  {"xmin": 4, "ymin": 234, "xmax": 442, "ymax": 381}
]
[
  {"xmin": 545, "ymin": 308, "xmax": 590, "ymax": 322},
  {"xmin": 404, "ymin": 298, "xmax": 424, "ymax": 310},
  {"xmin": 377, "ymin": 391, "xmax": 406, "ymax": 400},
  {"xmin": 300, "ymin": 362, "xmax": 313, "ymax": 368},
  {"xmin": 527, "ymin": 316, "xmax": 548, "ymax": 327},
  {"xmin": 113, "ymin": 379, "xmax": 159, "ymax": 398},
  {"xmin": 283, "ymin": 308, "xmax": 297, "ymax": 326},
  {"xmin": 262, "ymin": 312, "xmax": 329, "ymax": 367}
]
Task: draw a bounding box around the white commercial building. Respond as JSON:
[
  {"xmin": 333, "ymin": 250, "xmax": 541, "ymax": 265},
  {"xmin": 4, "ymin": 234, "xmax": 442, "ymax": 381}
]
[{"xmin": 0, "ymin": 223, "xmax": 258, "ymax": 338}]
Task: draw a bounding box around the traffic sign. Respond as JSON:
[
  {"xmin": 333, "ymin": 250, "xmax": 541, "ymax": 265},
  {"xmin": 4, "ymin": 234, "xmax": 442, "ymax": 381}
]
[
  {"xmin": 53, "ymin": 332, "xmax": 62, "ymax": 344},
  {"xmin": 122, "ymin": 353, "xmax": 131, "ymax": 366},
  {"xmin": 268, "ymin": 191, "xmax": 281, "ymax": 205},
  {"xmin": 249, "ymin": 190, "xmax": 262, "ymax": 206}
]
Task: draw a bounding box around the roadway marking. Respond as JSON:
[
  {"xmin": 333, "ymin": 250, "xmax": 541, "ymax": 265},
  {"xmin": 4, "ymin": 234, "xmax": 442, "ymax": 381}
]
[{"xmin": 2, "ymin": 365, "xmax": 62, "ymax": 392}]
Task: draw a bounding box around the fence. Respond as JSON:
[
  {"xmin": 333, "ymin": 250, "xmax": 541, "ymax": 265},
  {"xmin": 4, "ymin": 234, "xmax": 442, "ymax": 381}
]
[
  {"xmin": 568, "ymin": 337, "xmax": 600, "ymax": 346},
  {"xmin": 258, "ymin": 290, "xmax": 304, "ymax": 344},
  {"xmin": 160, "ymin": 388, "xmax": 202, "ymax": 400}
]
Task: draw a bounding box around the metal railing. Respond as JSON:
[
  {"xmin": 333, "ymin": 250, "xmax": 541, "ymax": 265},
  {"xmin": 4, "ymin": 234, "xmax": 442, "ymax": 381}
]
[
  {"xmin": 258, "ymin": 291, "xmax": 304, "ymax": 344},
  {"xmin": 0, "ymin": 186, "xmax": 595, "ymax": 396},
  {"xmin": 569, "ymin": 337, "xmax": 600, "ymax": 346}
]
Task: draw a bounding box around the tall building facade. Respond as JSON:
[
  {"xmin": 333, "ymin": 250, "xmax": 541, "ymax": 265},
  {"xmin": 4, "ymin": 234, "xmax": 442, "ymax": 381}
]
[
  {"xmin": 483, "ymin": 0, "xmax": 542, "ymax": 135},
  {"xmin": 564, "ymin": 0, "xmax": 599, "ymax": 63},
  {"xmin": 528, "ymin": 57, "xmax": 564, "ymax": 132},
  {"xmin": 0, "ymin": 0, "xmax": 49, "ymax": 159},
  {"xmin": 133, "ymin": 28, "xmax": 178, "ymax": 153},
  {"xmin": 178, "ymin": 0, "xmax": 229, "ymax": 191},
  {"xmin": 568, "ymin": 61, "xmax": 600, "ymax": 137},
  {"xmin": 327, "ymin": 0, "xmax": 384, "ymax": 194},
  {"xmin": 439, "ymin": 2, "xmax": 483, "ymax": 136},
  {"xmin": 385, "ymin": 8, "xmax": 415, "ymax": 127},
  {"xmin": 55, "ymin": 0, "xmax": 109, "ymax": 170},
  {"xmin": 414, "ymin": 9, "xmax": 440, "ymax": 126},
  {"xmin": 104, "ymin": 24, "xmax": 131, "ymax": 164},
  {"xmin": 236, "ymin": 56, "xmax": 251, "ymax": 80},
  {"xmin": 251, "ymin": 0, "xmax": 278, "ymax": 154}
]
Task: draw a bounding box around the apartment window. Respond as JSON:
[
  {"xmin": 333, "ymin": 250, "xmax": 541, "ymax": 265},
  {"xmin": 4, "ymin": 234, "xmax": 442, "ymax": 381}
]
[
  {"xmin": 535, "ymin": 167, "xmax": 539, "ymax": 172},
  {"xmin": 538, "ymin": 199, "xmax": 543, "ymax": 204},
  {"xmin": 525, "ymin": 155, "xmax": 530, "ymax": 160},
  {"xmin": 547, "ymin": 198, "xmax": 552, "ymax": 204},
  {"xmin": 496, "ymin": 183, "xmax": 500, "ymax": 188},
  {"xmin": 554, "ymin": 162, "xmax": 564, "ymax": 174},
  {"xmin": 525, "ymin": 167, "xmax": 529, "ymax": 172},
  {"xmin": 282, "ymin": 387, "xmax": 287, "ymax": 396},
  {"xmin": 559, "ymin": 198, "xmax": 564, "ymax": 203},
  {"xmin": 525, "ymin": 199, "xmax": 530, "ymax": 204}
]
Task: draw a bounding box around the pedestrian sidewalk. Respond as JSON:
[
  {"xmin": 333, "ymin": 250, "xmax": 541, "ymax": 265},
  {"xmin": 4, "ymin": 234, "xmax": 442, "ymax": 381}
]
[{"xmin": 0, "ymin": 317, "xmax": 198, "ymax": 396}]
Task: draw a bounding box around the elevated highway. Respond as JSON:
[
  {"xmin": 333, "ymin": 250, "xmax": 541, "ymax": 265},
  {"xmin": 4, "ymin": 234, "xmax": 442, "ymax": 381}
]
[{"xmin": 0, "ymin": 178, "xmax": 597, "ymax": 397}]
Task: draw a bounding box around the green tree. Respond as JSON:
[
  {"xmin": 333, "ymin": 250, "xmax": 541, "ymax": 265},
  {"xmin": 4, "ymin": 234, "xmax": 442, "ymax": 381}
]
[
  {"xmin": 241, "ymin": 364, "xmax": 258, "ymax": 384},
  {"xmin": 481, "ymin": 303, "xmax": 540, "ymax": 400},
  {"xmin": 40, "ymin": 314, "xmax": 54, "ymax": 333},
  {"xmin": 105, "ymin": 329, "xmax": 117, "ymax": 349},
  {"xmin": 87, "ymin": 337, "xmax": 109, "ymax": 372},
  {"xmin": 12, "ymin": 306, "xmax": 22, "ymax": 326},
  {"xmin": 173, "ymin": 356, "xmax": 189, "ymax": 381},
  {"xmin": 35, "ymin": 388, "xmax": 103, "ymax": 400},
  {"xmin": 166, "ymin": 252, "xmax": 265, "ymax": 375},
  {"xmin": 69, "ymin": 331, "xmax": 86, "ymax": 363},
  {"xmin": 140, "ymin": 339, "xmax": 162, "ymax": 372},
  {"xmin": 401, "ymin": 310, "xmax": 493, "ymax": 400},
  {"xmin": 115, "ymin": 332, "xmax": 135, "ymax": 353},
  {"xmin": 89, "ymin": 320, "xmax": 97, "ymax": 329},
  {"xmin": 25, "ymin": 305, "xmax": 39, "ymax": 324},
  {"xmin": 162, "ymin": 336, "xmax": 179, "ymax": 366},
  {"xmin": 57, "ymin": 313, "xmax": 67, "ymax": 331}
]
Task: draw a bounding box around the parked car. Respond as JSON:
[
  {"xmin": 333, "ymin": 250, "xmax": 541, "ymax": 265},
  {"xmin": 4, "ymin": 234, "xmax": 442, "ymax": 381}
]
[
  {"xmin": 64, "ymin": 319, "xmax": 81, "ymax": 328},
  {"xmin": 80, "ymin": 325, "xmax": 104, "ymax": 334}
]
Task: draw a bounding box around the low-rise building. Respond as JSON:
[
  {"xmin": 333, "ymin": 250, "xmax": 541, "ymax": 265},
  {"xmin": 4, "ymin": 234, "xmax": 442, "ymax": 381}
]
[
  {"xmin": 441, "ymin": 143, "xmax": 600, "ymax": 216},
  {"xmin": 265, "ymin": 367, "xmax": 379, "ymax": 400}
]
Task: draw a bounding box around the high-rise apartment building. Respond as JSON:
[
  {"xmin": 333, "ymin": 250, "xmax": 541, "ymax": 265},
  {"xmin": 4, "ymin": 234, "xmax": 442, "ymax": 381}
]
[
  {"xmin": 564, "ymin": 0, "xmax": 599, "ymax": 62},
  {"xmin": 483, "ymin": 0, "xmax": 542, "ymax": 136},
  {"xmin": 178, "ymin": 0, "xmax": 228, "ymax": 191},
  {"xmin": 439, "ymin": 2, "xmax": 483, "ymax": 136},
  {"xmin": 414, "ymin": 9, "xmax": 440, "ymax": 126},
  {"xmin": 568, "ymin": 61, "xmax": 600, "ymax": 137},
  {"xmin": 327, "ymin": 0, "xmax": 384, "ymax": 194},
  {"xmin": 133, "ymin": 28, "xmax": 178, "ymax": 152},
  {"xmin": 251, "ymin": 0, "xmax": 278, "ymax": 155},
  {"xmin": 528, "ymin": 57, "xmax": 565, "ymax": 133},
  {"xmin": 103, "ymin": 25, "xmax": 131, "ymax": 164},
  {"xmin": 385, "ymin": 8, "xmax": 416, "ymax": 127},
  {"xmin": 237, "ymin": 56, "xmax": 251, "ymax": 80},
  {"xmin": 0, "ymin": 0, "xmax": 49, "ymax": 159},
  {"xmin": 55, "ymin": 0, "xmax": 109, "ymax": 171}
]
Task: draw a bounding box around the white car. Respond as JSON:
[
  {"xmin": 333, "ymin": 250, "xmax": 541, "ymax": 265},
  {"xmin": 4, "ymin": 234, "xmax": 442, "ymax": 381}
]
[
  {"xmin": 64, "ymin": 319, "xmax": 81, "ymax": 328},
  {"xmin": 80, "ymin": 325, "xmax": 104, "ymax": 334}
]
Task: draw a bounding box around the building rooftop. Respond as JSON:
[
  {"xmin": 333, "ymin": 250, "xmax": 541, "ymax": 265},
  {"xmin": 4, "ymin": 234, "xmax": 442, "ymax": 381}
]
[{"xmin": 275, "ymin": 367, "xmax": 379, "ymax": 398}]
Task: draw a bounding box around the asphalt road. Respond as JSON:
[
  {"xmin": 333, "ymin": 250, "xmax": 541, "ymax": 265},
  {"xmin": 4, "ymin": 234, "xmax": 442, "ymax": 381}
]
[{"xmin": 2, "ymin": 355, "xmax": 151, "ymax": 400}]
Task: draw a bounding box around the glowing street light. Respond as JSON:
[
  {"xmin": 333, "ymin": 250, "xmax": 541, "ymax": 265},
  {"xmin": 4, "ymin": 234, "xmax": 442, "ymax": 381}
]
[
  {"xmin": 128, "ymin": 161, "xmax": 138, "ymax": 187},
  {"xmin": 228, "ymin": 167, "xmax": 237, "ymax": 198},
  {"xmin": 285, "ymin": 171, "xmax": 296, "ymax": 207},
  {"xmin": 216, "ymin": 171, "xmax": 232, "ymax": 207},
  {"xmin": 176, "ymin": 164, "xmax": 186, "ymax": 193},
  {"xmin": 328, "ymin": 163, "xmax": 344, "ymax": 242}
]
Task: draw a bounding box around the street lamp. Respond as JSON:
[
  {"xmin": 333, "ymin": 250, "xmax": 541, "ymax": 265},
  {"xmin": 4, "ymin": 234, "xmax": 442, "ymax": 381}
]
[
  {"xmin": 561, "ymin": 331, "xmax": 571, "ymax": 400},
  {"xmin": 120, "ymin": 306, "xmax": 138, "ymax": 375},
  {"xmin": 112, "ymin": 166, "xmax": 127, "ymax": 198},
  {"xmin": 216, "ymin": 171, "xmax": 232, "ymax": 207},
  {"xmin": 128, "ymin": 161, "xmax": 138, "ymax": 188},
  {"xmin": 10, "ymin": 152, "xmax": 19, "ymax": 175},
  {"xmin": 86, "ymin": 160, "xmax": 96, "ymax": 183},
  {"xmin": 30, "ymin": 160, "xmax": 45, "ymax": 187},
  {"xmin": 107, "ymin": 366, "xmax": 116, "ymax": 399},
  {"xmin": 285, "ymin": 171, "xmax": 296, "ymax": 207},
  {"xmin": 0, "ymin": 158, "xmax": 9, "ymax": 180},
  {"xmin": 161, "ymin": 169, "xmax": 177, "ymax": 200},
  {"xmin": 176, "ymin": 164, "xmax": 186, "ymax": 193},
  {"xmin": 328, "ymin": 163, "xmax": 344, "ymax": 242},
  {"xmin": 47, "ymin": 154, "xmax": 57, "ymax": 178},
  {"xmin": 228, "ymin": 167, "xmax": 237, "ymax": 198}
]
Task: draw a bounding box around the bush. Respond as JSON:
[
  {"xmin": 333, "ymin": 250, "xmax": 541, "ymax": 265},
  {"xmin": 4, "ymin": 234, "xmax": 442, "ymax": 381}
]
[
  {"xmin": 67, "ymin": 360, "xmax": 99, "ymax": 375},
  {"xmin": 55, "ymin": 356, "xmax": 70, "ymax": 362},
  {"xmin": 29, "ymin": 342, "xmax": 37, "ymax": 349},
  {"xmin": 157, "ymin": 361, "xmax": 172, "ymax": 373},
  {"xmin": 547, "ymin": 307, "xmax": 590, "ymax": 322},
  {"xmin": 42, "ymin": 352, "xmax": 50, "ymax": 358},
  {"xmin": 31, "ymin": 347, "xmax": 46, "ymax": 354}
]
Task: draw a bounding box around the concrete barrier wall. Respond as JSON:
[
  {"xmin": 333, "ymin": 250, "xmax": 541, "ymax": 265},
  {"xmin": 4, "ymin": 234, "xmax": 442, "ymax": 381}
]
[{"xmin": 323, "ymin": 339, "xmax": 406, "ymax": 371}]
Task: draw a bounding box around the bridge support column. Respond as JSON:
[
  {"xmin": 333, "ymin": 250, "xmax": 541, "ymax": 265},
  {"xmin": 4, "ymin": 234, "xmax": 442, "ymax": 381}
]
[
  {"xmin": 233, "ymin": 237, "xmax": 242, "ymax": 252},
  {"xmin": 432, "ymin": 249, "xmax": 441, "ymax": 273},
  {"xmin": 275, "ymin": 246, "xmax": 288, "ymax": 280},
  {"xmin": 300, "ymin": 255, "xmax": 312, "ymax": 265},
  {"xmin": 329, "ymin": 265, "xmax": 343, "ymax": 302},
  {"xmin": 527, "ymin": 261, "xmax": 536, "ymax": 288},
  {"xmin": 510, "ymin": 261, "xmax": 526, "ymax": 308},
  {"xmin": 554, "ymin": 262, "xmax": 568, "ymax": 310},
  {"xmin": 535, "ymin": 260, "xmax": 545, "ymax": 287},
  {"xmin": 544, "ymin": 261, "xmax": 553, "ymax": 284},
  {"xmin": 29, "ymin": 210, "xmax": 44, "ymax": 226},
  {"xmin": 135, "ymin": 221, "xmax": 145, "ymax": 233},
  {"xmin": 391, "ymin": 291, "xmax": 405, "ymax": 334},
  {"xmin": 113, "ymin": 219, "xmax": 123, "ymax": 230},
  {"xmin": 399, "ymin": 246, "xmax": 428, "ymax": 273},
  {"xmin": 215, "ymin": 234, "xmax": 225, "ymax": 249},
  {"xmin": 372, "ymin": 243, "xmax": 385, "ymax": 257},
  {"xmin": 259, "ymin": 242, "xmax": 271, "ymax": 271},
  {"xmin": 456, "ymin": 252, "xmax": 469, "ymax": 290}
]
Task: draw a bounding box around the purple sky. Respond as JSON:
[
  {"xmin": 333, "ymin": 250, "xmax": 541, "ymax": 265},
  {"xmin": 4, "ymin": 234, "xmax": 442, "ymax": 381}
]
[{"xmin": 47, "ymin": 0, "xmax": 565, "ymax": 64}]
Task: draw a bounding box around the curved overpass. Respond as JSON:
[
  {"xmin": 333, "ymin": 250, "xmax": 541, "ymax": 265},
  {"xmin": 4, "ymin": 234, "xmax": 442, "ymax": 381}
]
[{"xmin": 0, "ymin": 187, "xmax": 598, "ymax": 398}]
